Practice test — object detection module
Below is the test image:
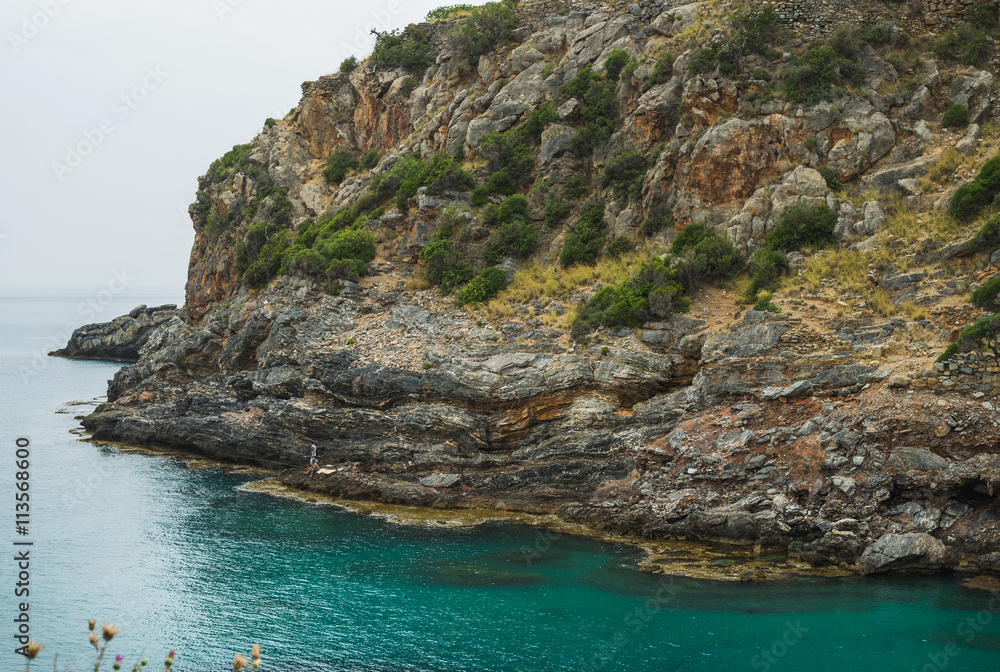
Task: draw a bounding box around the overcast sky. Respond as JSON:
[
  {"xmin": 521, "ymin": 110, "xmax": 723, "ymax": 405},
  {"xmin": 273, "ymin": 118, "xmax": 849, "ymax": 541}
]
[{"xmin": 0, "ymin": 0, "xmax": 450, "ymax": 297}]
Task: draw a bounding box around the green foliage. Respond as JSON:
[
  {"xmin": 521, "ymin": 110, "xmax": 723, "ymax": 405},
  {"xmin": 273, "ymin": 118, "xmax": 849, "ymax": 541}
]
[
  {"xmin": 930, "ymin": 24, "xmax": 990, "ymax": 67},
  {"xmin": 937, "ymin": 342, "xmax": 960, "ymax": 363},
  {"xmin": 472, "ymin": 183, "xmax": 491, "ymax": 206},
  {"xmin": 972, "ymin": 215, "xmax": 1000, "ymax": 253},
  {"xmin": 953, "ymin": 314, "xmax": 1000, "ymax": 359},
  {"xmin": 764, "ymin": 203, "xmax": 837, "ymax": 251},
  {"xmin": 978, "ymin": 156, "xmax": 1000, "ymax": 192},
  {"xmin": 448, "ymin": 1, "xmax": 517, "ymax": 67},
  {"xmin": 340, "ymin": 56, "xmax": 359, "ymax": 73},
  {"xmin": 426, "ymin": 4, "xmax": 475, "ymax": 20},
  {"xmin": 670, "ymin": 223, "xmax": 742, "ymax": 291},
  {"xmin": 320, "ymin": 229, "xmax": 376, "ymax": 265},
  {"xmin": 420, "ymin": 238, "xmax": 475, "ymax": 292},
  {"xmin": 950, "ymin": 182, "xmax": 990, "ymax": 221},
  {"xmin": 564, "ymin": 176, "xmax": 589, "ymax": 200},
  {"xmin": 671, "ymin": 222, "xmax": 709, "ymax": 254},
  {"xmin": 603, "ymin": 49, "xmax": 631, "ymax": 82},
  {"xmin": 782, "ymin": 35, "xmax": 867, "ymax": 105},
  {"xmin": 753, "ymin": 292, "xmax": 781, "ymax": 312},
  {"xmin": 423, "ymin": 152, "xmax": 476, "ymax": 195},
  {"xmin": 744, "ymin": 249, "xmax": 789, "ymax": 301},
  {"xmin": 482, "ymin": 195, "xmax": 536, "ymax": 263},
  {"xmin": 606, "ymin": 236, "xmax": 633, "ymax": 257},
  {"xmin": 817, "ymin": 164, "xmax": 842, "ymax": 191},
  {"xmin": 400, "ymin": 76, "xmax": 418, "ymax": 96},
  {"xmin": 241, "ymin": 228, "xmax": 290, "ymax": 288},
  {"xmin": 642, "ymin": 201, "xmax": 672, "ymax": 236},
  {"xmin": 370, "ymin": 25, "xmax": 436, "ymax": 73},
  {"xmin": 359, "ymin": 148, "xmax": 381, "ymax": 170},
  {"xmin": 560, "ymin": 201, "xmax": 607, "ymax": 267},
  {"xmin": 478, "ymin": 103, "xmax": 555, "ymax": 193},
  {"xmin": 264, "ymin": 118, "xmax": 276, "ymax": 128},
  {"xmin": 370, "ymin": 152, "xmax": 473, "ymax": 209},
  {"xmin": 497, "ymin": 194, "xmax": 530, "ymax": 222},
  {"xmin": 649, "ymin": 52, "xmax": 674, "ymax": 86},
  {"xmin": 599, "ymin": 151, "xmax": 648, "ymax": 203},
  {"xmin": 688, "ymin": 6, "xmax": 785, "ymax": 76},
  {"xmin": 456, "ymin": 267, "xmax": 507, "ymax": 304},
  {"xmin": 205, "ymin": 144, "xmax": 256, "ymax": 185},
  {"xmin": 323, "ymin": 149, "xmax": 357, "ymax": 183},
  {"xmin": 942, "ymin": 104, "xmax": 969, "ymax": 129},
  {"xmin": 973, "ymin": 276, "xmax": 1000, "ymax": 312},
  {"xmin": 545, "ymin": 200, "xmax": 570, "ymax": 228}
]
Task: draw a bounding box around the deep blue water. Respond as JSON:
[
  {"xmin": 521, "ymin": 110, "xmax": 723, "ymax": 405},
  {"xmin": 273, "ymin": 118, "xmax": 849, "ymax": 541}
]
[{"xmin": 2, "ymin": 293, "xmax": 1000, "ymax": 672}]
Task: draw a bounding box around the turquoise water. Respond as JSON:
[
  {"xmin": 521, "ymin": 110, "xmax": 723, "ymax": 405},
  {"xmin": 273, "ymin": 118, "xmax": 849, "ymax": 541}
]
[{"xmin": 3, "ymin": 293, "xmax": 1000, "ymax": 672}]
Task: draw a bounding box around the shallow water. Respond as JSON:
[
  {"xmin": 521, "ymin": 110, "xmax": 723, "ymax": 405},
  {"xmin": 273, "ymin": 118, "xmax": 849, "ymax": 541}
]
[{"xmin": 2, "ymin": 293, "xmax": 999, "ymax": 672}]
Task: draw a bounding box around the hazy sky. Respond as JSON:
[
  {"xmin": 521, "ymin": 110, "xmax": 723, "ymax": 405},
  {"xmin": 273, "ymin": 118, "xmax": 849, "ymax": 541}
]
[{"xmin": 0, "ymin": 0, "xmax": 450, "ymax": 294}]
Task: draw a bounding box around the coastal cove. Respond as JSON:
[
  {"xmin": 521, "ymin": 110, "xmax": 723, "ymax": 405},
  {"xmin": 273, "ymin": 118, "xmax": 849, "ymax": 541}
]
[{"xmin": 4, "ymin": 294, "xmax": 1000, "ymax": 672}]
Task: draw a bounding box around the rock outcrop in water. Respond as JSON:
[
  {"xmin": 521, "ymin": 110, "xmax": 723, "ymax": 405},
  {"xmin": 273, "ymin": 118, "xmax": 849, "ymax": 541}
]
[{"xmin": 59, "ymin": 0, "xmax": 1000, "ymax": 575}]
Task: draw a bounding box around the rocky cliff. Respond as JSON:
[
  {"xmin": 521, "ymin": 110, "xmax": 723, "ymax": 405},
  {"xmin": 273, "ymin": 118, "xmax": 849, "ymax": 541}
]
[{"xmin": 60, "ymin": 0, "xmax": 1000, "ymax": 576}]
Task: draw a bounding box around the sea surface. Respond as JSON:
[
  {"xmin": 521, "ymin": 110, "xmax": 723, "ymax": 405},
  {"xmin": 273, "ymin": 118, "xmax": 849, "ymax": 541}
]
[{"xmin": 2, "ymin": 292, "xmax": 1000, "ymax": 672}]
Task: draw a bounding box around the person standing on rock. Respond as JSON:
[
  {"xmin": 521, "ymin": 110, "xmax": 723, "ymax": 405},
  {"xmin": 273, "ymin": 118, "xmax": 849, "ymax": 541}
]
[{"xmin": 306, "ymin": 443, "xmax": 318, "ymax": 477}]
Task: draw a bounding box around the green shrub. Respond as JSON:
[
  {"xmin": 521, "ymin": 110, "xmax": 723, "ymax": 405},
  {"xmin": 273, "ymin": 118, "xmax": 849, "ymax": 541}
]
[
  {"xmin": 545, "ymin": 200, "xmax": 570, "ymax": 228},
  {"xmin": 930, "ymin": 24, "xmax": 989, "ymax": 67},
  {"xmin": 242, "ymin": 230, "xmax": 290, "ymax": 288},
  {"xmin": 447, "ymin": 1, "xmax": 517, "ymax": 67},
  {"xmin": 564, "ymin": 176, "xmax": 589, "ymax": 200},
  {"xmin": 781, "ymin": 24, "xmax": 874, "ymax": 105},
  {"xmin": 753, "ymin": 292, "xmax": 781, "ymax": 312},
  {"xmin": 952, "ymin": 314, "xmax": 1000, "ymax": 359},
  {"xmin": 603, "ymin": 49, "xmax": 631, "ymax": 82},
  {"xmin": 744, "ymin": 249, "xmax": 789, "ymax": 301},
  {"xmin": 599, "ymin": 151, "xmax": 648, "ymax": 203},
  {"xmin": 370, "ymin": 25, "xmax": 435, "ymax": 73},
  {"xmin": 340, "ymin": 56, "xmax": 359, "ymax": 73},
  {"xmin": 764, "ymin": 203, "xmax": 837, "ymax": 251},
  {"xmin": 949, "ymin": 182, "xmax": 990, "ymax": 220},
  {"xmin": 419, "ymin": 239, "xmax": 475, "ymax": 291},
  {"xmin": 359, "ymin": 149, "xmax": 381, "ymax": 170},
  {"xmin": 321, "ymin": 229, "xmax": 377, "ymax": 264},
  {"xmin": 400, "ymin": 76, "xmax": 418, "ymax": 96},
  {"xmin": 483, "ymin": 218, "xmax": 538, "ymax": 263},
  {"xmin": 323, "ymin": 149, "xmax": 357, "ymax": 183},
  {"xmin": 977, "ymin": 156, "xmax": 1000, "ymax": 192},
  {"xmin": 426, "ymin": 4, "xmax": 475, "ymax": 20},
  {"xmin": 972, "ymin": 215, "xmax": 1000, "ymax": 252},
  {"xmin": 671, "ymin": 224, "xmax": 742, "ymax": 291},
  {"xmin": 972, "ymin": 276, "xmax": 1000, "ymax": 312},
  {"xmin": 424, "ymin": 152, "xmax": 476, "ymax": 194},
  {"xmin": 487, "ymin": 168, "xmax": 518, "ymax": 195},
  {"xmin": 688, "ymin": 48, "xmax": 720, "ymax": 75},
  {"xmin": 560, "ymin": 66, "xmax": 620, "ymax": 156},
  {"xmin": 688, "ymin": 6, "xmax": 785, "ymax": 76},
  {"xmin": 649, "ymin": 52, "xmax": 674, "ymax": 85},
  {"xmin": 205, "ymin": 144, "xmax": 257, "ymax": 186},
  {"xmin": 498, "ymin": 194, "xmax": 530, "ymax": 222},
  {"xmin": 560, "ymin": 201, "xmax": 606, "ymax": 267},
  {"xmin": 456, "ymin": 267, "xmax": 507, "ymax": 304},
  {"xmin": 472, "ymin": 183, "xmax": 491, "ymax": 206},
  {"xmin": 937, "ymin": 342, "xmax": 960, "ymax": 363},
  {"xmin": 606, "ymin": 236, "xmax": 632, "ymax": 257},
  {"xmin": 641, "ymin": 201, "xmax": 672, "ymax": 237},
  {"xmin": 942, "ymin": 104, "xmax": 969, "ymax": 129},
  {"xmin": 817, "ymin": 164, "xmax": 842, "ymax": 191},
  {"xmin": 672, "ymin": 222, "xmax": 710, "ymax": 254},
  {"xmin": 264, "ymin": 118, "xmax": 276, "ymax": 128}
]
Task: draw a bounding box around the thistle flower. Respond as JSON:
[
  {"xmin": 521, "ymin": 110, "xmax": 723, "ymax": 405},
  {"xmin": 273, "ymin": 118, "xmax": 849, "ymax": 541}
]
[
  {"xmin": 164, "ymin": 650, "xmax": 175, "ymax": 669},
  {"xmin": 251, "ymin": 644, "xmax": 260, "ymax": 661},
  {"xmin": 113, "ymin": 653, "xmax": 124, "ymax": 670},
  {"xmin": 25, "ymin": 640, "xmax": 43, "ymax": 659},
  {"xmin": 233, "ymin": 653, "xmax": 247, "ymax": 670},
  {"xmin": 88, "ymin": 619, "xmax": 96, "ymax": 631},
  {"xmin": 101, "ymin": 623, "xmax": 120, "ymax": 642},
  {"xmin": 89, "ymin": 632, "xmax": 99, "ymax": 648}
]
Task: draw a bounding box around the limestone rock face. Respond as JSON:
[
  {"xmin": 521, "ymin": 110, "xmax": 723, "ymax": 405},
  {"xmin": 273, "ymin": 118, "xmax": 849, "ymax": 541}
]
[
  {"xmin": 49, "ymin": 304, "xmax": 185, "ymax": 362},
  {"xmin": 858, "ymin": 533, "xmax": 949, "ymax": 573}
]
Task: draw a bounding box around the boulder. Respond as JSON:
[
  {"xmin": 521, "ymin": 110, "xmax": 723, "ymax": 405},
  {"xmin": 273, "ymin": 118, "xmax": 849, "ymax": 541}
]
[
  {"xmin": 948, "ymin": 70, "xmax": 993, "ymax": 125},
  {"xmin": 888, "ymin": 446, "xmax": 949, "ymax": 471},
  {"xmin": 858, "ymin": 533, "xmax": 949, "ymax": 573}
]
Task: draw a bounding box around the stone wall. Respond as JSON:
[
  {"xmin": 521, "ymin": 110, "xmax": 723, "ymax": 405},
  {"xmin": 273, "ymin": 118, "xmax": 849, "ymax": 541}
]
[
  {"xmin": 890, "ymin": 351, "xmax": 1000, "ymax": 400},
  {"xmin": 756, "ymin": 0, "xmax": 993, "ymax": 37}
]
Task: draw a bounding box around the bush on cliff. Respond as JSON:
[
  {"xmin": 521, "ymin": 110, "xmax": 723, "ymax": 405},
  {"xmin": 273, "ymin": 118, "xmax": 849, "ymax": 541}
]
[
  {"xmin": 559, "ymin": 65, "xmax": 619, "ymax": 156},
  {"xmin": 743, "ymin": 249, "xmax": 789, "ymax": 302},
  {"xmin": 940, "ymin": 314, "xmax": 1000, "ymax": 362},
  {"xmin": 340, "ymin": 56, "xmax": 358, "ymax": 73},
  {"xmin": 782, "ymin": 26, "xmax": 867, "ymax": 105},
  {"xmin": 972, "ymin": 275, "xmax": 1000, "ymax": 312},
  {"xmin": 930, "ymin": 24, "xmax": 990, "ymax": 67},
  {"xmin": 419, "ymin": 238, "xmax": 475, "ymax": 291},
  {"xmin": 370, "ymin": 25, "xmax": 436, "ymax": 73},
  {"xmin": 688, "ymin": 6, "xmax": 785, "ymax": 76},
  {"xmin": 599, "ymin": 151, "xmax": 648, "ymax": 204},
  {"xmin": 323, "ymin": 149, "xmax": 357, "ymax": 183},
  {"xmin": 371, "ymin": 152, "xmax": 475, "ymax": 210},
  {"xmin": 456, "ymin": 267, "xmax": 507, "ymax": 304},
  {"xmin": 447, "ymin": 1, "xmax": 517, "ymax": 67},
  {"xmin": 942, "ymin": 104, "xmax": 969, "ymax": 129},
  {"xmin": 949, "ymin": 156, "xmax": 1000, "ymax": 221},
  {"xmin": 560, "ymin": 201, "xmax": 607, "ymax": 267},
  {"xmin": 479, "ymin": 103, "xmax": 555, "ymax": 193},
  {"xmin": 972, "ymin": 215, "xmax": 1000, "ymax": 253},
  {"xmin": 670, "ymin": 222, "xmax": 742, "ymax": 289},
  {"xmin": 764, "ymin": 203, "xmax": 837, "ymax": 251},
  {"xmin": 641, "ymin": 201, "xmax": 673, "ymax": 237}
]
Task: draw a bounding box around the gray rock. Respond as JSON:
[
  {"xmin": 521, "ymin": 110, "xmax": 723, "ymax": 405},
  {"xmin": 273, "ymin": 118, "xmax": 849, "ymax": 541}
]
[
  {"xmin": 948, "ymin": 70, "xmax": 993, "ymax": 125},
  {"xmin": 888, "ymin": 447, "xmax": 949, "ymax": 471},
  {"xmin": 955, "ymin": 124, "xmax": 981, "ymax": 156},
  {"xmin": 420, "ymin": 473, "xmax": 461, "ymax": 488},
  {"xmin": 832, "ymin": 475, "xmax": 856, "ymax": 496},
  {"xmin": 858, "ymin": 533, "xmax": 949, "ymax": 573}
]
